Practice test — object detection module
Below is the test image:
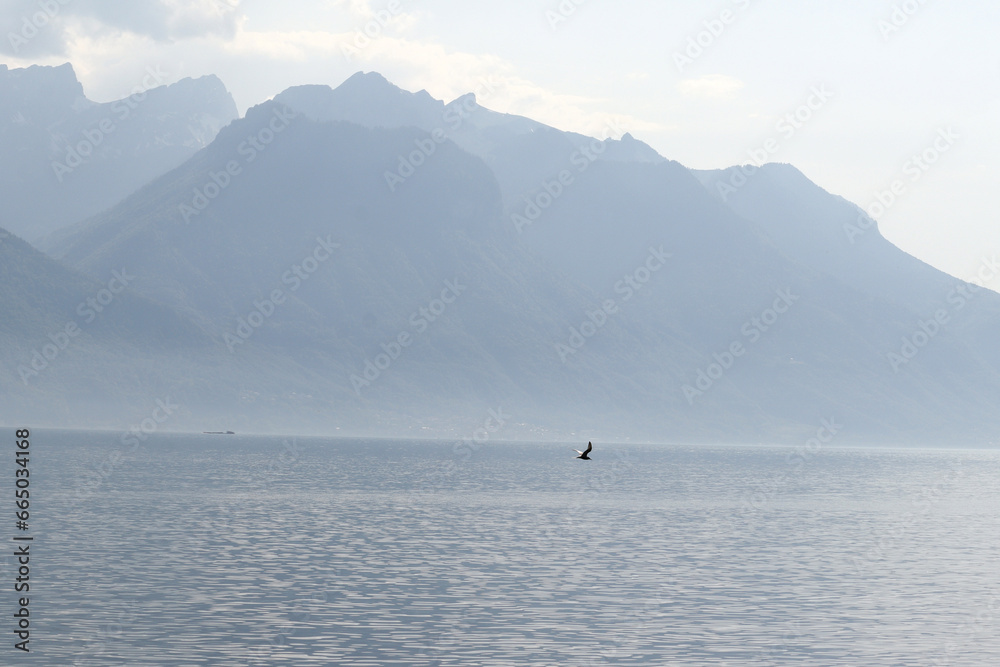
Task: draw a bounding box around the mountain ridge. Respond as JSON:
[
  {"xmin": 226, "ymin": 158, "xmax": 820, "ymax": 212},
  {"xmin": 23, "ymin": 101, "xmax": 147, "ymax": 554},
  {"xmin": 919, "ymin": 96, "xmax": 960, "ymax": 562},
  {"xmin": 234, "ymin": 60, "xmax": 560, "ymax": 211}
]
[
  {"xmin": 1, "ymin": 62, "xmax": 239, "ymax": 243},
  {"xmin": 3, "ymin": 69, "xmax": 999, "ymax": 444}
]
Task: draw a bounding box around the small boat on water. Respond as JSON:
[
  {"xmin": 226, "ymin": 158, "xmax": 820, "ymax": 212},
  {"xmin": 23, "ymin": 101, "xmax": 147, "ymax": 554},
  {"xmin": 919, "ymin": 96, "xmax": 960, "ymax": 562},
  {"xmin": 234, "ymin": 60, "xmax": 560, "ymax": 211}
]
[{"xmin": 203, "ymin": 431, "xmax": 235, "ymax": 435}]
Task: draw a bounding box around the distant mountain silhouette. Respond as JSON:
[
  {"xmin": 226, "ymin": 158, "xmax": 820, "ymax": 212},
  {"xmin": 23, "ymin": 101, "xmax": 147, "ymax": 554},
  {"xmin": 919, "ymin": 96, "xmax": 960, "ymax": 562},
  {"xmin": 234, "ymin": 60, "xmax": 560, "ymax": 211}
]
[
  {"xmin": 1, "ymin": 63, "xmax": 238, "ymax": 242},
  {"xmin": 3, "ymin": 69, "xmax": 999, "ymax": 443},
  {"xmin": 0, "ymin": 225, "xmax": 220, "ymax": 426}
]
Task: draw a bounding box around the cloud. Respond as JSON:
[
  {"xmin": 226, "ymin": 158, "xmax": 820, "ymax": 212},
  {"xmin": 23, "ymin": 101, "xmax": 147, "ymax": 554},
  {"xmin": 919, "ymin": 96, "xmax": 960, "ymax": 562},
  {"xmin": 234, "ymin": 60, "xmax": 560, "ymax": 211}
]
[
  {"xmin": 676, "ymin": 74, "xmax": 745, "ymax": 99},
  {"xmin": 335, "ymin": 0, "xmax": 384, "ymax": 21},
  {"xmin": 1, "ymin": 0, "xmax": 73, "ymax": 57},
  {"xmin": 0, "ymin": 0, "xmax": 244, "ymax": 58},
  {"xmin": 334, "ymin": 35, "xmax": 663, "ymax": 138},
  {"xmin": 4, "ymin": 1, "xmax": 660, "ymax": 141}
]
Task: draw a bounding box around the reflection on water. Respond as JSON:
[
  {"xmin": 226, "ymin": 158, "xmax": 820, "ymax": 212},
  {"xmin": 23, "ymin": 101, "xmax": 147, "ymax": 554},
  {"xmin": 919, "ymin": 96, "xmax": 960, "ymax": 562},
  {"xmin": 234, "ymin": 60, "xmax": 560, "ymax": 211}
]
[{"xmin": 10, "ymin": 431, "xmax": 1000, "ymax": 665}]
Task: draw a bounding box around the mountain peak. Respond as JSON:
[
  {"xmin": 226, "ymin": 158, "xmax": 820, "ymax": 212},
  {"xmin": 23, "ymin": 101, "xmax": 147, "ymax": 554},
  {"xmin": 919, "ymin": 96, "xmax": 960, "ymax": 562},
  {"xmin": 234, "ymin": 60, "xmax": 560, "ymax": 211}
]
[
  {"xmin": 0, "ymin": 62, "xmax": 88, "ymax": 120},
  {"xmin": 0, "ymin": 61, "xmax": 81, "ymax": 90},
  {"xmin": 334, "ymin": 70, "xmax": 412, "ymax": 102},
  {"xmin": 449, "ymin": 92, "xmax": 477, "ymax": 107},
  {"xmin": 341, "ymin": 70, "xmax": 396, "ymax": 89},
  {"xmin": 332, "ymin": 71, "xmax": 442, "ymax": 109},
  {"xmin": 275, "ymin": 71, "xmax": 444, "ymax": 130},
  {"xmin": 2, "ymin": 64, "xmax": 239, "ymax": 242}
]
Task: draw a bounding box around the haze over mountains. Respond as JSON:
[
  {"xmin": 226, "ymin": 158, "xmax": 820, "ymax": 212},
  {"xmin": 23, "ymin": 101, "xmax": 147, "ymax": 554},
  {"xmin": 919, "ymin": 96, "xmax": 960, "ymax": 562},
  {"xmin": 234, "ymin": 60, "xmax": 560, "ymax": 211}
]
[
  {"xmin": 2, "ymin": 64, "xmax": 999, "ymax": 445},
  {"xmin": 1, "ymin": 62, "xmax": 237, "ymax": 242}
]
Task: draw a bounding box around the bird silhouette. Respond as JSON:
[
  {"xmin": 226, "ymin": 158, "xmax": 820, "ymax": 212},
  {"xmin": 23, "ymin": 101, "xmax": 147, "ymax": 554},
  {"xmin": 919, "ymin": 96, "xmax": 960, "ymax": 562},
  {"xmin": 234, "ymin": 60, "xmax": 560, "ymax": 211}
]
[{"xmin": 571, "ymin": 441, "xmax": 593, "ymax": 460}]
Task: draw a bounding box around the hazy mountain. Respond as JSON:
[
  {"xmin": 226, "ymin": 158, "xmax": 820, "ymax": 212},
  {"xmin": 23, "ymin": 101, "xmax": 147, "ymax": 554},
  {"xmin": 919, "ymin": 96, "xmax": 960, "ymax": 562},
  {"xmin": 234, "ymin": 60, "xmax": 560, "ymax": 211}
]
[
  {"xmin": 39, "ymin": 102, "xmax": 706, "ymax": 437},
  {"xmin": 0, "ymin": 62, "xmax": 238, "ymax": 242},
  {"xmin": 273, "ymin": 71, "xmax": 665, "ymax": 208},
  {"xmin": 7, "ymin": 70, "xmax": 1000, "ymax": 443},
  {"xmin": 0, "ymin": 225, "xmax": 215, "ymax": 425},
  {"xmin": 266, "ymin": 72, "xmax": 1000, "ymax": 442},
  {"xmin": 0, "ymin": 220, "xmax": 424, "ymax": 434},
  {"xmin": 695, "ymin": 163, "xmax": 1000, "ymax": 373}
]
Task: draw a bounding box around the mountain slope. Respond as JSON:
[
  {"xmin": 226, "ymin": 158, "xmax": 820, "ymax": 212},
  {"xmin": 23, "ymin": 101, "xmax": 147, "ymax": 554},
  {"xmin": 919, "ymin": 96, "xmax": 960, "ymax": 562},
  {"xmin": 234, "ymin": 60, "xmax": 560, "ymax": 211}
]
[
  {"xmin": 0, "ymin": 225, "xmax": 220, "ymax": 424},
  {"xmin": 695, "ymin": 163, "xmax": 1000, "ymax": 373},
  {"xmin": 44, "ymin": 102, "xmax": 713, "ymax": 437},
  {"xmin": 267, "ymin": 74, "xmax": 1000, "ymax": 442},
  {"xmin": 0, "ymin": 63, "xmax": 238, "ymax": 243},
  {"xmin": 14, "ymin": 71, "xmax": 1000, "ymax": 443}
]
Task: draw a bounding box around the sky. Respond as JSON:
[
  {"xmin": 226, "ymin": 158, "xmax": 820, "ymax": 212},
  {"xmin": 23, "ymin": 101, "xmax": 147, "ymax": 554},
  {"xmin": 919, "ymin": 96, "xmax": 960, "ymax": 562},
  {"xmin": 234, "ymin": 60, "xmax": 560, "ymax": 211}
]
[{"xmin": 3, "ymin": 0, "xmax": 999, "ymax": 284}]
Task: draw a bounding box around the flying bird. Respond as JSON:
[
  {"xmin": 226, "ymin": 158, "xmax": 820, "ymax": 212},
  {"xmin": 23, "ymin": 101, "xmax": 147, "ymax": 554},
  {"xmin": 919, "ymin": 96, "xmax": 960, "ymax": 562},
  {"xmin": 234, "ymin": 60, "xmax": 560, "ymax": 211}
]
[{"xmin": 572, "ymin": 441, "xmax": 593, "ymax": 460}]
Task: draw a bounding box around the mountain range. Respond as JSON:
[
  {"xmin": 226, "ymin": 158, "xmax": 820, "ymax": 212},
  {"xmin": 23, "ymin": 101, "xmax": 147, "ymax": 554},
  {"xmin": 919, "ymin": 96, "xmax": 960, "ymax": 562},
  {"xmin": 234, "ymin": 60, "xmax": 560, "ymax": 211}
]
[
  {"xmin": 1, "ymin": 62, "xmax": 237, "ymax": 242},
  {"xmin": 2, "ymin": 64, "xmax": 998, "ymax": 445}
]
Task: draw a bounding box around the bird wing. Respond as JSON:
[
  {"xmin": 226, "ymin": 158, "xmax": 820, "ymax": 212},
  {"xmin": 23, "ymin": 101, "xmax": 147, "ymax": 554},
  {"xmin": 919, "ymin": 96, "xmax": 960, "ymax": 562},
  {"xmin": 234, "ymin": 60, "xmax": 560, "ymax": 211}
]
[
  {"xmin": 571, "ymin": 448, "xmax": 583, "ymax": 455},
  {"xmin": 583, "ymin": 442, "xmax": 593, "ymax": 454}
]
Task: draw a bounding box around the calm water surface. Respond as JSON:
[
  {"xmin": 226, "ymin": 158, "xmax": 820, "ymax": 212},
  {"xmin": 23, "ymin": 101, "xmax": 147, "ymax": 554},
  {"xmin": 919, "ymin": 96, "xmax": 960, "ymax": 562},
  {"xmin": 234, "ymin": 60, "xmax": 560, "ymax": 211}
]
[{"xmin": 5, "ymin": 429, "xmax": 1000, "ymax": 665}]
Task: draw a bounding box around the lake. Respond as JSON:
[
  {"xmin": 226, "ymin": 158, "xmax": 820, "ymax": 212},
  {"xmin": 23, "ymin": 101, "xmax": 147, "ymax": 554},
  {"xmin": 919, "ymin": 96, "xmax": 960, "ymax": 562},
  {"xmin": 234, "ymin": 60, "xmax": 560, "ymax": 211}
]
[{"xmin": 6, "ymin": 429, "xmax": 999, "ymax": 665}]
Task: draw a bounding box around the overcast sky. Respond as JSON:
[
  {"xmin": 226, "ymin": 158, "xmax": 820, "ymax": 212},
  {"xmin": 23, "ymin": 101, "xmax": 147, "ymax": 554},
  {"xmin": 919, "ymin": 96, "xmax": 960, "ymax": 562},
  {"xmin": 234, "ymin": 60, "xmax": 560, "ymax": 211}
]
[{"xmin": 3, "ymin": 0, "xmax": 998, "ymax": 284}]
